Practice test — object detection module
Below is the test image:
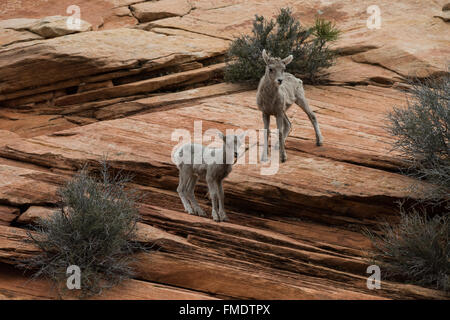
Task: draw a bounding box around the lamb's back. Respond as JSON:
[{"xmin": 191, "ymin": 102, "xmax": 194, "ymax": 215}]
[{"xmin": 280, "ymin": 73, "xmax": 302, "ymax": 106}]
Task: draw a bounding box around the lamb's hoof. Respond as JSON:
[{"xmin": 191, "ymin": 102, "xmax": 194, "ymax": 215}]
[
  {"xmin": 280, "ymin": 154, "xmax": 287, "ymax": 163},
  {"xmin": 218, "ymin": 211, "xmax": 228, "ymax": 221},
  {"xmin": 212, "ymin": 211, "xmax": 220, "ymax": 222},
  {"xmin": 316, "ymin": 139, "xmax": 323, "ymax": 146},
  {"xmin": 195, "ymin": 207, "xmax": 207, "ymax": 217}
]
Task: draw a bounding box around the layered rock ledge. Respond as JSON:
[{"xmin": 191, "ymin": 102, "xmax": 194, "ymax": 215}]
[{"xmin": 0, "ymin": 0, "xmax": 448, "ymax": 300}]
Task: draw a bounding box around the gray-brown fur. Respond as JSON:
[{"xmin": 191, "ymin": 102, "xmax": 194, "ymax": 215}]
[
  {"xmin": 174, "ymin": 132, "xmax": 245, "ymax": 222},
  {"xmin": 256, "ymin": 49, "xmax": 323, "ymax": 162}
]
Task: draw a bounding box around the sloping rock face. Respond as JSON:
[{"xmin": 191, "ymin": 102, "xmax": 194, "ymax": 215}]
[
  {"xmin": 0, "ymin": 28, "xmax": 226, "ymax": 95},
  {"xmin": 0, "ymin": 0, "xmax": 448, "ymax": 300},
  {"xmin": 0, "ymin": 28, "xmax": 42, "ymax": 47},
  {"xmin": 0, "ymin": 87, "xmax": 430, "ymax": 225},
  {"xmin": 0, "ymin": 85, "xmax": 447, "ymax": 300}
]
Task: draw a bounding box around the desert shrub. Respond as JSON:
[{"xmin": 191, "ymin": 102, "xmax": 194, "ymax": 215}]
[
  {"xmin": 366, "ymin": 209, "xmax": 449, "ymax": 291},
  {"xmin": 224, "ymin": 8, "xmax": 340, "ymax": 84},
  {"xmin": 23, "ymin": 160, "xmax": 143, "ymax": 297},
  {"xmin": 387, "ymin": 75, "xmax": 449, "ymax": 203}
]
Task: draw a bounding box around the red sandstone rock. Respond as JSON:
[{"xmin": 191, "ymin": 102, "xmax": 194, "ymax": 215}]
[
  {"xmin": 0, "ymin": 0, "xmax": 448, "ymax": 301},
  {"xmin": 131, "ymin": 0, "xmax": 192, "ymax": 23},
  {"xmin": 0, "ymin": 28, "xmax": 227, "ymax": 96},
  {"xmin": 0, "ymin": 28, "xmax": 42, "ymax": 47},
  {"xmin": 0, "ymin": 263, "xmax": 216, "ymax": 300},
  {"xmin": 0, "ymin": 84, "xmax": 443, "ymax": 299},
  {"xmin": 0, "ymin": 206, "xmax": 19, "ymax": 226}
]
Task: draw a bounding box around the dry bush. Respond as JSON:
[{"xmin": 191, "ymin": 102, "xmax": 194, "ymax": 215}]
[
  {"xmin": 225, "ymin": 8, "xmax": 340, "ymax": 84},
  {"xmin": 366, "ymin": 209, "xmax": 449, "ymax": 292},
  {"xmin": 22, "ymin": 160, "xmax": 144, "ymax": 297},
  {"xmin": 388, "ymin": 75, "xmax": 450, "ymax": 203},
  {"xmin": 368, "ymin": 75, "xmax": 450, "ymax": 292}
]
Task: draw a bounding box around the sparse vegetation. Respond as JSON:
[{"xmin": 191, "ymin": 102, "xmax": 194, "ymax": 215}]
[
  {"xmin": 224, "ymin": 8, "xmax": 340, "ymax": 84},
  {"xmin": 22, "ymin": 160, "xmax": 144, "ymax": 297},
  {"xmin": 387, "ymin": 75, "xmax": 449, "ymax": 203},
  {"xmin": 366, "ymin": 209, "xmax": 449, "ymax": 292},
  {"xmin": 369, "ymin": 74, "xmax": 450, "ymax": 292}
]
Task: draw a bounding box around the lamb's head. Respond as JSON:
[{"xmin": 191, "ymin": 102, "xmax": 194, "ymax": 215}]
[
  {"xmin": 217, "ymin": 131, "xmax": 246, "ymax": 161},
  {"xmin": 262, "ymin": 49, "xmax": 293, "ymax": 87}
]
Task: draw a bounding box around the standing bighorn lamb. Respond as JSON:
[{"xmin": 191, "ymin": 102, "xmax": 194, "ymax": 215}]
[
  {"xmin": 174, "ymin": 132, "xmax": 246, "ymax": 222},
  {"xmin": 257, "ymin": 49, "xmax": 323, "ymax": 162}
]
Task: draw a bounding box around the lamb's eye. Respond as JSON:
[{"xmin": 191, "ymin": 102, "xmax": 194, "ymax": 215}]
[{"xmin": 269, "ymin": 68, "xmax": 273, "ymax": 72}]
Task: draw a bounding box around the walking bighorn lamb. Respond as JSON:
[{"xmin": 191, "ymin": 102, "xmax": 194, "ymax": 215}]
[
  {"xmin": 257, "ymin": 49, "xmax": 323, "ymax": 162},
  {"xmin": 174, "ymin": 132, "xmax": 246, "ymax": 222}
]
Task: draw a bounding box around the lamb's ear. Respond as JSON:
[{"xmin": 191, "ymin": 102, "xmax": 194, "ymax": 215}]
[
  {"xmin": 262, "ymin": 49, "xmax": 270, "ymax": 64},
  {"xmin": 282, "ymin": 55, "xmax": 293, "ymax": 65}
]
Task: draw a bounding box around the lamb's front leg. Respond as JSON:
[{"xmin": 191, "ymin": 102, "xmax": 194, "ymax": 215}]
[
  {"xmin": 186, "ymin": 175, "xmax": 206, "ymax": 217},
  {"xmin": 261, "ymin": 112, "xmax": 270, "ymax": 162},
  {"xmin": 206, "ymin": 175, "xmax": 220, "ymax": 222},
  {"xmin": 177, "ymin": 167, "xmax": 194, "ymax": 214},
  {"xmin": 276, "ymin": 114, "xmax": 287, "ymax": 162},
  {"xmin": 217, "ymin": 180, "xmax": 229, "ymax": 222}
]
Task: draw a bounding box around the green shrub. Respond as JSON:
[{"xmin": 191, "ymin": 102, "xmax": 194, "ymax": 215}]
[
  {"xmin": 366, "ymin": 209, "xmax": 449, "ymax": 292},
  {"xmin": 224, "ymin": 8, "xmax": 340, "ymax": 84},
  {"xmin": 23, "ymin": 160, "xmax": 144, "ymax": 297},
  {"xmin": 387, "ymin": 75, "xmax": 450, "ymax": 203}
]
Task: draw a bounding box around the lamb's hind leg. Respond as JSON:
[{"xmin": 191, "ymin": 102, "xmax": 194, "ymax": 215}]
[
  {"xmin": 261, "ymin": 112, "xmax": 270, "ymax": 162},
  {"xmin": 296, "ymin": 95, "xmax": 323, "ymax": 146},
  {"xmin": 206, "ymin": 175, "xmax": 220, "ymax": 222},
  {"xmin": 217, "ymin": 180, "xmax": 229, "ymax": 222},
  {"xmin": 177, "ymin": 166, "xmax": 194, "ymax": 214},
  {"xmin": 186, "ymin": 174, "xmax": 206, "ymax": 217},
  {"xmin": 281, "ymin": 111, "xmax": 291, "ymax": 147},
  {"xmin": 276, "ymin": 114, "xmax": 287, "ymax": 162}
]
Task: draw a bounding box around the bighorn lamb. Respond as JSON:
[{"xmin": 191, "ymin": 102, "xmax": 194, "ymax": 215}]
[
  {"xmin": 173, "ymin": 132, "xmax": 246, "ymax": 222},
  {"xmin": 257, "ymin": 49, "xmax": 323, "ymax": 162}
]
